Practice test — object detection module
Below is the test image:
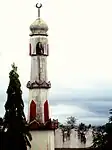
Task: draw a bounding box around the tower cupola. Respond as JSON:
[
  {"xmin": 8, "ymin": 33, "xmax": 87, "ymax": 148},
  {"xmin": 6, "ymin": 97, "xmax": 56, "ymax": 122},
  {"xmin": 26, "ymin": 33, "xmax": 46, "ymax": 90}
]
[
  {"xmin": 30, "ymin": 3, "xmax": 48, "ymax": 36},
  {"xmin": 30, "ymin": 18, "xmax": 48, "ymax": 35}
]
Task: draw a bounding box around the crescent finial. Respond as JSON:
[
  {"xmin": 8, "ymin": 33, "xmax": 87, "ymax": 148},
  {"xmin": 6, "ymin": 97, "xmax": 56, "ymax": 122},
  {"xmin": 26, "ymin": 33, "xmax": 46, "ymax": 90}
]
[
  {"xmin": 36, "ymin": 3, "xmax": 42, "ymax": 18},
  {"xmin": 36, "ymin": 3, "xmax": 42, "ymax": 8}
]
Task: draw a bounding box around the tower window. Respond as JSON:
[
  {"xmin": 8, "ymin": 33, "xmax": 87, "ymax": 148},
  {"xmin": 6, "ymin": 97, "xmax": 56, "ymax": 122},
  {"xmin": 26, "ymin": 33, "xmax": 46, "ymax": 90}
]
[
  {"xmin": 36, "ymin": 42, "xmax": 44, "ymax": 55},
  {"xmin": 47, "ymin": 44, "xmax": 49, "ymax": 55},
  {"xmin": 29, "ymin": 43, "xmax": 32, "ymax": 56},
  {"xmin": 36, "ymin": 42, "xmax": 49, "ymax": 56}
]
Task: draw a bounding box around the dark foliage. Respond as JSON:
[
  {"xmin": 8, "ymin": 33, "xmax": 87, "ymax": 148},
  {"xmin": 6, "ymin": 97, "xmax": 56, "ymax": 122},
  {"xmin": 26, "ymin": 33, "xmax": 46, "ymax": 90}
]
[
  {"xmin": 77, "ymin": 123, "xmax": 87, "ymax": 145},
  {"xmin": 92, "ymin": 109, "xmax": 112, "ymax": 149},
  {"xmin": 78, "ymin": 123, "xmax": 86, "ymax": 131},
  {"xmin": 88, "ymin": 124, "xmax": 91, "ymax": 129},
  {"xmin": 66, "ymin": 116, "xmax": 76, "ymax": 129},
  {"xmin": 1, "ymin": 63, "xmax": 32, "ymax": 150}
]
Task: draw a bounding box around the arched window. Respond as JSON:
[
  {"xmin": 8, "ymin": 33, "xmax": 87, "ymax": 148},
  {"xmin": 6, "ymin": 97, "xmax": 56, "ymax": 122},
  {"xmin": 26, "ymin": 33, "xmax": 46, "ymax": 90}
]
[
  {"xmin": 47, "ymin": 44, "xmax": 49, "ymax": 55},
  {"xmin": 29, "ymin": 43, "xmax": 32, "ymax": 56},
  {"xmin": 36, "ymin": 42, "xmax": 44, "ymax": 55}
]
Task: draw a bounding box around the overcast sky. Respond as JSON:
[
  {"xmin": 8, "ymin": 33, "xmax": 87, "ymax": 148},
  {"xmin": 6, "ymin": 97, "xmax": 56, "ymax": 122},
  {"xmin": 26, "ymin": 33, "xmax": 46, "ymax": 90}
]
[{"xmin": 0, "ymin": 0, "xmax": 112, "ymax": 125}]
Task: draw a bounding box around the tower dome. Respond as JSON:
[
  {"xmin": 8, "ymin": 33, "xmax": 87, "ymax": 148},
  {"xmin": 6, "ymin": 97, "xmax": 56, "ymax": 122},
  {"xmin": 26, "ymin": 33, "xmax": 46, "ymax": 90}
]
[
  {"xmin": 30, "ymin": 18, "xmax": 48, "ymax": 35},
  {"xmin": 30, "ymin": 3, "xmax": 48, "ymax": 35}
]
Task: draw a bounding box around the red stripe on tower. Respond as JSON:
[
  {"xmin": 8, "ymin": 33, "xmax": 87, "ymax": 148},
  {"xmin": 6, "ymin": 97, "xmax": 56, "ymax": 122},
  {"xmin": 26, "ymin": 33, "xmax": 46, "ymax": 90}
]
[
  {"xmin": 30, "ymin": 100, "xmax": 36, "ymax": 121},
  {"xmin": 44, "ymin": 100, "xmax": 49, "ymax": 122}
]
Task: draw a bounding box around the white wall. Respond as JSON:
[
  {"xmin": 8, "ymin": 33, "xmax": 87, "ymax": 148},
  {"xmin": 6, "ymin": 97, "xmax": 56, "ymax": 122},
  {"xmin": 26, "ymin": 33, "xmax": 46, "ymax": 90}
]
[
  {"xmin": 30, "ymin": 130, "xmax": 55, "ymax": 150},
  {"xmin": 54, "ymin": 129, "xmax": 93, "ymax": 148}
]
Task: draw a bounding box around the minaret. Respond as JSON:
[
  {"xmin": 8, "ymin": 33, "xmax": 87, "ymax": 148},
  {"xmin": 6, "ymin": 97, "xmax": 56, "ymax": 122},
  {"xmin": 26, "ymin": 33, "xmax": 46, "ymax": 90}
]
[
  {"xmin": 27, "ymin": 3, "xmax": 51, "ymax": 124},
  {"xmin": 27, "ymin": 3, "xmax": 58, "ymax": 150}
]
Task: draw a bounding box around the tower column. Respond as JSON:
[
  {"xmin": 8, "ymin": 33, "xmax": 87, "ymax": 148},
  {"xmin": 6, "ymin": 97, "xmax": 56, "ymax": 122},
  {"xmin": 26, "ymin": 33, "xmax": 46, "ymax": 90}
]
[{"xmin": 27, "ymin": 3, "xmax": 58, "ymax": 150}]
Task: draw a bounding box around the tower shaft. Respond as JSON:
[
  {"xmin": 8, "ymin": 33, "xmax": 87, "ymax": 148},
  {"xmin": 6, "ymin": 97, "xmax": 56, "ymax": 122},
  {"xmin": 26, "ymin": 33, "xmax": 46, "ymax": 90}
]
[{"xmin": 27, "ymin": 35, "xmax": 51, "ymax": 123}]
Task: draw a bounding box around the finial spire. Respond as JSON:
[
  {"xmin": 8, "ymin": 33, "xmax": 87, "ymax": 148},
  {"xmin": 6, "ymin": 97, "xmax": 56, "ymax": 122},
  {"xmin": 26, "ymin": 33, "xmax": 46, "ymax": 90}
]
[
  {"xmin": 36, "ymin": 3, "xmax": 42, "ymax": 18},
  {"xmin": 12, "ymin": 62, "xmax": 17, "ymax": 72}
]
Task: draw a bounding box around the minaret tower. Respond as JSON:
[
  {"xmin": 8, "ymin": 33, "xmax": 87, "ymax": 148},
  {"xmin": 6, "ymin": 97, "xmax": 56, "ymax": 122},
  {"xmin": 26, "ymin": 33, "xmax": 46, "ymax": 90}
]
[
  {"xmin": 27, "ymin": 3, "xmax": 58, "ymax": 150},
  {"xmin": 27, "ymin": 3, "xmax": 51, "ymax": 124}
]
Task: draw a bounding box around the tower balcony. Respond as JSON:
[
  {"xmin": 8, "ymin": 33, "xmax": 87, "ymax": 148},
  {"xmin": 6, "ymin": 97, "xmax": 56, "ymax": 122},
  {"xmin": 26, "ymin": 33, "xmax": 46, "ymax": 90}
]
[
  {"xmin": 28, "ymin": 118, "xmax": 58, "ymax": 131},
  {"xmin": 27, "ymin": 80, "xmax": 51, "ymax": 89}
]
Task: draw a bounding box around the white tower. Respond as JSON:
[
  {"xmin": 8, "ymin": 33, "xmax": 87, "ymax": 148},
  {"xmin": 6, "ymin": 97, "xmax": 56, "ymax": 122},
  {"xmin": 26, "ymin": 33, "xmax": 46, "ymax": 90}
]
[{"xmin": 27, "ymin": 3, "xmax": 58, "ymax": 150}]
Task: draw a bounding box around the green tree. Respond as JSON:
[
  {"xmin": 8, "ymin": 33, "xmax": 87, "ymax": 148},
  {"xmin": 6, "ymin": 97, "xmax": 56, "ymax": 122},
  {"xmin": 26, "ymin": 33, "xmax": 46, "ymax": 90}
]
[
  {"xmin": 92, "ymin": 109, "xmax": 112, "ymax": 149},
  {"xmin": 66, "ymin": 116, "xmax": 76, "ymax": 128},
  {"xmin": 88, "ymin": 124, "xmax": 91, "ymax": 129},
  {"xmin": 78, "ymin": 123, "xmax": 86, "ymax": 131},
  {"xmin": 2, "ymin": 63, "xmax": 32, "ymax": 150},
  {"xmin": 92, "ymin": 125, "xmax": 106, "ymax": 149}
]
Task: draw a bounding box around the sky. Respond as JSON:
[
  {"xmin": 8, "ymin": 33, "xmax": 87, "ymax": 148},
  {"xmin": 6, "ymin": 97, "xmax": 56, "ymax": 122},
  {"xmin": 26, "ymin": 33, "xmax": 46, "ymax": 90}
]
[{"xmin": 0, "ymin": 0, "xmax": 112, "ymax": 125}]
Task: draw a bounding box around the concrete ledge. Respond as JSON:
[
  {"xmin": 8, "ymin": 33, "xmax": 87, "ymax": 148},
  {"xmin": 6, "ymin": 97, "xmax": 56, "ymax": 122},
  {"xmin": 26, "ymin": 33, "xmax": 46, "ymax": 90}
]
[{"xmin": 55, "ymin": 148, "xmax": 99, "ymax": 150}]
